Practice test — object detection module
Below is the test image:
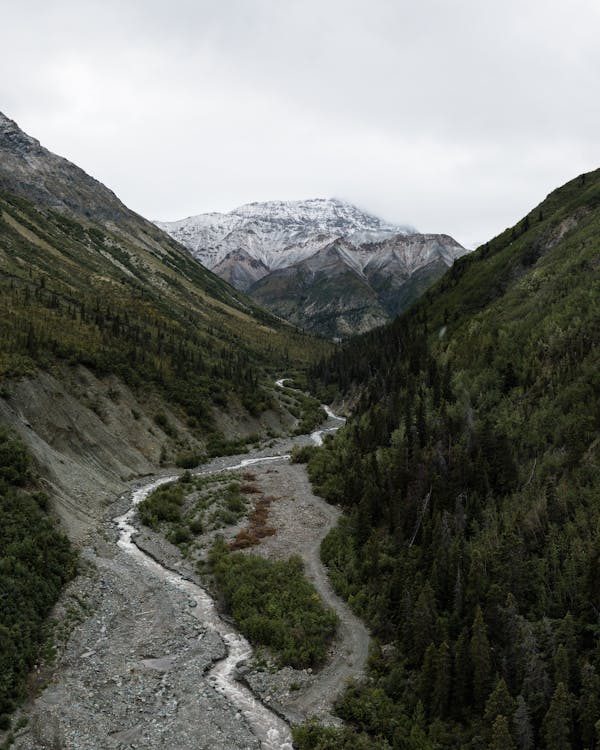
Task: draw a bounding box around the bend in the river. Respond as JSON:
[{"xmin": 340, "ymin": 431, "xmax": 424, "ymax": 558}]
[{"xmin": 113, "ymin": 380, "xmax": 350, "ymax": 749}]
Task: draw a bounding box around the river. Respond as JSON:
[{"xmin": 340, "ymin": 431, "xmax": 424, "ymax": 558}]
[{"xmin": 113, "ymin": 382, "xmax": 346, "ymax": 749}]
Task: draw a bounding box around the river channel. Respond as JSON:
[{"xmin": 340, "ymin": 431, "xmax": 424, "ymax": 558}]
[{"xmin": 113, "ymin": 383, "xmax": 345, "ymax": 749}]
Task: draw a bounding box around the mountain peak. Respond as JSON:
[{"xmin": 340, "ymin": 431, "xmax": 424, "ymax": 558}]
[
  {"xmin": 0, "ymin": 111, "xmax": 42, "ymax": 154},
  {"xmin": 156, "ymin": 197, "xmax": 415, "ymax": 270},
  {"xmin": 156, "ymin": 197, "xmax": 467, "ymax": 337}
]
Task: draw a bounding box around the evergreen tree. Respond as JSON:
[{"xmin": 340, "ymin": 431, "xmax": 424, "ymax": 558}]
[
  {"xmin": 489, "ymin": 715, "xmax": 517, "ymax": 750},
  {"xmin": 471, "ymin": 606, "xmax": 492, "ymax": 710},
  {"xmin": 420, "ymin": 643, "xmax": 437, "ymax": 715},
  {"xmin": 485, "ymin": 678, "xmax": 516, "ymax": 730},
  {"xmin": 553, "ymin": 645, "xmax": 570, "ymax": 690},
  {"xmin": 513, "ymin": 695, "xmax": 534, "ymax": 750},
  {"xmin": 543, "ymin": 682, "xmax": 572, "ymax": 750},
  {"xmin": 411, "ymin": 584, "xmax": 438, "ymax": 666},
  {"xmin": 556, "ymin": 613, "xmax": 578, "ymax": 692},
  {"xmin": 432, "ymin": 641, "xmax": 452, "ymax": 718},
  {"xmin": 520, "ymin": 623, "xmax": 552, "ymax": 723},
  {"xmin": 409, "ymin": 701, "xmax": 429, "ymax": 748},
  {"xmin": 577, "ymin": 662, "xmax": 600, "ymax": 750},
  {"xmin": 453, "ymin": 627, "xmax": 472, "ymax": 716}
]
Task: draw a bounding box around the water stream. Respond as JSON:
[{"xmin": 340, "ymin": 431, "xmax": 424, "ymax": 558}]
[{"xmin": 114, "ymin": 382, "xmax": 345, "ymax": 749}]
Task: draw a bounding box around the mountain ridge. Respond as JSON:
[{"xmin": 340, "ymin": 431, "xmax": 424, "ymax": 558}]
[
  {"xmin": 157, "ymin": 198, "xmax": 467, "ymax": 337},
  {"xmin": 156, "ymin": 197, "xmax": 416, "ymax": 270},
  {"xmin": 0, "ymin": 112, "xmax": 328, "ymax": 542}
]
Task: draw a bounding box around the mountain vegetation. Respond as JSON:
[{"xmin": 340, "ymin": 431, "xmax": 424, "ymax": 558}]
[
  {"xmin": 0, "ymin": 188, "xmax": 325, "ymax": 427},
  {"xmin": 298, "ymin": 169, "xmax": 600, "ymax": 748},
  {"xmin": 209, "ymin": 539, "xmax": 338, "ymax": 669},
  {"xmin": 249, "ymin": 234, "xmax": 466, "ymax": 339},
  {"xmin": 0, "ymin": 113, "xmax": 329, "ymax": 441},
  {"xmin": 0, "ymin": 428, "xmax": 76, "ymax": 730}
]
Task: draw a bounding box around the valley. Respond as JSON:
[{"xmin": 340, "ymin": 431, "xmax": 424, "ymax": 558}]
[
  {"xmin": 9, "ymin": 389, "xmax": 367, "ymax": 750},
  {"xmin": 0, "ymin": 107, "xmax": 598, "ymax": 750}
]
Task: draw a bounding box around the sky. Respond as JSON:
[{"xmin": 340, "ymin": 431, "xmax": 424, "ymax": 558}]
[{"xmin": 1, "ymin": 0, "xmax": 599, "ymax": 248}]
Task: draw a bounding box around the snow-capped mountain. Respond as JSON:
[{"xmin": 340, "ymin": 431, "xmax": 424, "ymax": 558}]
[
  {"xmin": 155, "ymin": 198, "xmax": 415, "ymax": 272},
  {"xmin": 156, "ymin": 198, "xmax": 467, "ymax": 337}
]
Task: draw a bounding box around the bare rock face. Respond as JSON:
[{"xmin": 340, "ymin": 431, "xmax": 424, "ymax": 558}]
[
  {"xmin": 0, "ymin": 111, "xmax": 200, "ymax": 260},
  {"xmin": 157, "ymin": 199, "xmax": 468, "ymax": 337},
  {"xmin": 0, "ymin": 111, "xmax": 132, "ymax": 227},
  {"xmin": 212, "ymin": 249, "xmax": 270, "ymax": 292}
]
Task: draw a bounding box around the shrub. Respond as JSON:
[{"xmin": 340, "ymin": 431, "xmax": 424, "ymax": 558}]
[
  {"xmin": 175, "ymin": 450, "xmax": 206, "ymax": 469},
  {"xmin": 290, "ymin": 445, "xmax": 319, "ymax": 464},
  {"xmin": 138, "ymin": 482, "xmax": 184, "ymax": 529},
  {"xmin": 211, "ymin": 548, "xmax": 338, "ymax": 669}
]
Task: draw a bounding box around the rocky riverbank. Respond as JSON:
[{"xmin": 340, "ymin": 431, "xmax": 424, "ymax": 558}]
[{"xmin": 10, "ymin": 404, "xmax": 368, "ymax": 749}]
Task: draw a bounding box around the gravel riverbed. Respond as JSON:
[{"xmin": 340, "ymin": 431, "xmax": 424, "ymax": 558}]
[{"xmin": 12, "ymin": 407, "xmax": 369, "ymax": 749}]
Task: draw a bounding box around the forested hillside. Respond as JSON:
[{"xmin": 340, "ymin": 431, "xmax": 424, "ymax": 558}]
[
  {"xmin": 0, "ymin": 113, "xmax": 327, "ymax": 429},
  {"xmin": 0, "ymin": 189, "xmax": 323, "ymax": 425},
  {"xmin": 0, "ymin": 428, "xmax": 76, "ymax": 731},
  {"xmin": 299, "ymin": 169, "xmax": 600, "ymax": 749}
]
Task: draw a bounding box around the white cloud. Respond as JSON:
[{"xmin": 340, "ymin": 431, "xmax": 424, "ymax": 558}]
[{"xmin": 1, "ymin": 0, "xmax": 599, "ymax": 248}]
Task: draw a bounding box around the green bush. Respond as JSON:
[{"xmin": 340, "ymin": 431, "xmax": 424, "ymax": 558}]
[
  {"xmin": 211, "ymin": 547, "xmax": 338, "ymax": 669},
  {"xmin": 292, "ymin": 721, "xmax": 391, "ymax": 749},
  {"xmin": 290, "ymin": 445, "xmax": 319, "ymax": 464},
  {"xmin": 138, "ymin": 482, "xmax": 184, "ymax": 529},
  {"xmin": 175, "ymin": 450, "xmax": 206, "ymax": 469}
]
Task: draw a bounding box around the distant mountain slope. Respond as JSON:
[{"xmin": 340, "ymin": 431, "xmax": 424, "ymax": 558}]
[
  {"xmin": 0, "ymin": 112, "xmax": 261, "ymax": 310},
  {"xmin": 157, "ymin": 199, "xmax": 467, "ymax": 337},
  {"xmin": 250, "ymin": 233, "xmax": 465, "ymax": 337},
  {"xmin": 300, "ymin": 168, "xmax": 600, "ymax": 748},
  {"xmin": 0, "ymin": 112, "xmax": 327, "ymax": 538},
  {"xmin": 156, "ymin": 197, "xmax": 415, "ymax": 270}
]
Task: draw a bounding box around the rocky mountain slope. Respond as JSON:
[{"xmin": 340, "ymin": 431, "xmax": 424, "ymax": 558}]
[
  {"xmin": 0, "ymin": 112, "xmax": 326, "ymax": 538},
  {"xmin": 156, "ymin": 198, "xmax": 414, "ymax": 270},
  {"xmin": 157, "ymin": 199, "xmax": 466, "ymax": 337}
]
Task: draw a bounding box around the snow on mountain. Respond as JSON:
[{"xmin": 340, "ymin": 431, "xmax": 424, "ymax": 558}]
[
  {"xmin": 156, "ymin": 197, "xmax": 468, "ymax": 337},
  {"xmin": 155, "ymin": 198, "xmax": 415, "ymax": 271}
]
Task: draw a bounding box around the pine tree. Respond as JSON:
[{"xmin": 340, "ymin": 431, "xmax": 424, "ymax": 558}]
[
  {"xmin": 409, "ymin": 700, "xmax": 429, "ymax": 747},
  {"xmin": 513, "ymin": 695, "xmax": 534, "ymax": 750},
  {"xmin": 471, "ymin": 605, "xmax": 492, "ymax": 710},
  {"xmin": 577, "ymin": 662, "xmax": 600, "ymax": 750},
  {"xmin": 432, "ymin": 641, "xmax": 452, "ymax": 718},
  {"xmin": 453, "ymin": 626, "xmax": 472, "ymax": 716},
  {"xmin": 485, "ymin": 678, "xmax": 516, "ymax": 730},
  {"xmin": 556, "ymin": 613, "xmax": 578, "ymax": 691},
  {"xmin": 420, "ymin": 643, "xmax": 437, "ymax": 715},
  {"xmin": 411, "ymin": 584, "xmax": 438, "ymax": 666},
  {"xmin": 543, "ymin": 682, "xmax": 572, "ymax": 750},
  {"xmin": 489, "ymin": 715, "xmax": 517, "ymax": 750},
  {"xmin": 520, "ymin": 622, "xmax": 552, "ymax": 723},
  {"xmin": 553, "ymin": 645, "xmax": 570, "ymax": 690}
]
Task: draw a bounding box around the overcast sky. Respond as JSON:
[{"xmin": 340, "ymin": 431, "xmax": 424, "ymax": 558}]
[{"xmin": 1, "ymin": 0, "xmax": 599, "ymax": 248}]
